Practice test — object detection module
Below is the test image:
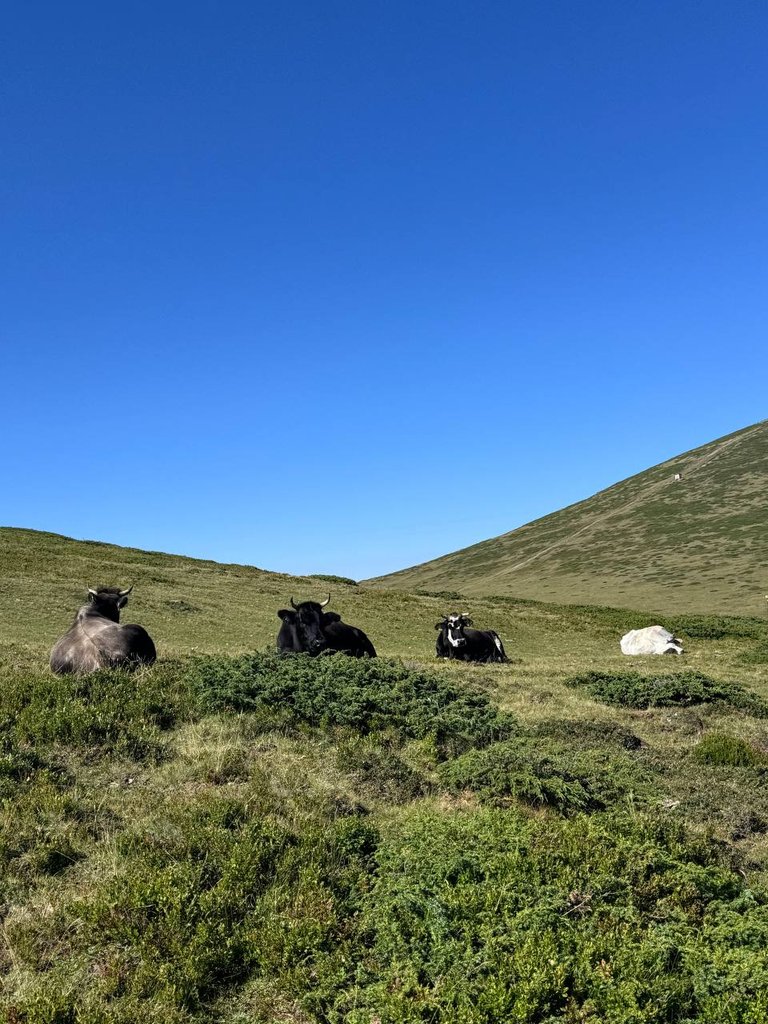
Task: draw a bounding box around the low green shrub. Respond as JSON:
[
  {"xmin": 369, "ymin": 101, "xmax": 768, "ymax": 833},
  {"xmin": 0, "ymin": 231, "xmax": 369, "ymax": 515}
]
[
  {"xmin": 693, "ymin": 733, "xmax": 768, "ymax": 768},
  {"xmin": 5, "ymin": 793, "xmax": 379, "ymax": 1021},
  {"xmin": 414, "ymin": 589, "xmax": 466, "ymax": 601},
  {"xmin": 307, "ymin": 573, "xmax": 359, "ymax": 586},
  {"xmin": 566, "ymin": 669, "xmax": 768, "ymax": 716},
  {"xmin": 336, "ymin": 738, "xmax": 432, "ymax": 803},
  {"xmin": 6, "ymin": 765, "xmax": 768, "ymax": 1024},
  {"xmin": 667, "ymin": 614, "xmax": 765, "ymax": 641},
  {"xmin": 439, "ymin": 738, "xmax": 648, "ymax": 813},
  {"xmin": 740, "ymin": 639, "xmax": 768, "ymax": 665},
  {"xmin": 341, "ymin": 808, "xmax": 768, "ymax": 1024},
  {"xmin": 0, "ymin": 662, "xmax": 197, "ymax": 760},
  {"xmin": 533, "ymin": 717, "xmax": 642, "ymax": 750},
  {"xmin": 0, "ymin": 771, "xmax": 116, "ymax": 898},
  {"xmin": 192, "ymin": 653, "xmax": 517, "ymax": 758}
]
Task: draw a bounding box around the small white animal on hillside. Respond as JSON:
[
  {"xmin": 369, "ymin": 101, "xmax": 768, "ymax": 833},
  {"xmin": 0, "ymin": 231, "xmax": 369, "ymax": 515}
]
[{"xmin": 620, "ymin": 625, "xmax": 683, "ymax": 656}]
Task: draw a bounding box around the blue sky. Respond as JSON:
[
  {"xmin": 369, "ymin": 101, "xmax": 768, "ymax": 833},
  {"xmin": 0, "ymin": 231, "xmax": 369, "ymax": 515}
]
[{"xmin": 3, "ymin": 1, "xmax": 767, "ymax": 579}]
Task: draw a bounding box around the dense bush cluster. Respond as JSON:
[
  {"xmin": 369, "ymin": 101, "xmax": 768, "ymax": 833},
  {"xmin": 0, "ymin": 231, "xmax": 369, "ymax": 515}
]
[
  {"xmin": 532, "ymin": 717, "xmax": 642, "ymax": 750},
  {"xmin": 7, "ymin": 791, "xmax": 379, "ymax": 1021},
  {"xmin": 9, "ymin": 791, "xmax": 768, "ymax": 1023},
  {"xmin": 192, "ymin": 652, "xmax": 518, "ymax": 758},
  {"xmin": 0, "ymin": 662, "xmax": 196, "ymax": 761},
  {"xmin": 349, "ymin": 808, "xmax": 768, "ymax": 1024},
  {"xmin": 0, "ymin": 662, "xmax": 197, "ymax": 906},
  {"xmin": 740, "ymin": 638, "xmax": 768, "ymax": 665},
  {"xmin": 566, "ymin": 669, "xmax": 768, "ymax": 716},
  {"xmin": 439, "ymin": 737, "xmax": 649, "ymax": 813}
]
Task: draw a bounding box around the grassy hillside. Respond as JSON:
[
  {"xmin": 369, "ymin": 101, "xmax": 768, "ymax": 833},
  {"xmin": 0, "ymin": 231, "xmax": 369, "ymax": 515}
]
[
  {"xmin": 368, "ymin": 420, "xmax": 768, "ymax": 616},
  {"xmin": 3, "ymin": 527, "xmax": 768, "ymax": 1022}
]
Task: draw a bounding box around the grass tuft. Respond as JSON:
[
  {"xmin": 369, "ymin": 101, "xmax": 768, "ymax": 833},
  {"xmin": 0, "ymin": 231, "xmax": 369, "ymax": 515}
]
[{"xmin": 693, "ymin": 733, "xmax": 768, "ymax": 768}]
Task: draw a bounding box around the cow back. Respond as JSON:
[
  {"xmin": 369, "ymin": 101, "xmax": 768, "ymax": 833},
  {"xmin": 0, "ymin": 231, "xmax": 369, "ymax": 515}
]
[
  {"xmin": 50, "ymin": 615, "xmax": 156, "ymax": 674},
  {"xmin": 323, "ymin": 620, "xmax": 377, "ymax": 658},
  {"xmin": 50, "ymin": 622, "xmax": 104, "ymax": 674},
  {"xmin": 459, "ymin": 628, "xmax": 507, "ymax": 663}
]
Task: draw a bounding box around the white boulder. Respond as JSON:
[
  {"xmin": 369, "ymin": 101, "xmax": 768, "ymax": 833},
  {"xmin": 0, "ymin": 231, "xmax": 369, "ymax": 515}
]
[{"xmin": 620, "ymin": 625, "xmax": 683, "ymax": 656}]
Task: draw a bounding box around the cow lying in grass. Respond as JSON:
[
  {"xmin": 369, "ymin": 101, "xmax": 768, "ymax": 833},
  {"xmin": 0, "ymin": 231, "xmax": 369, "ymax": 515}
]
[
  {"xmin": 435, "ymin": 613, "xmax": 507, "ymax": 663},
  {"xmin": 50, "ymin": 586, "xmax": 157, "ymax": 674},
  {"xmin": 277, "ymin": 595, "xmax": 376, "ymax": 658}
]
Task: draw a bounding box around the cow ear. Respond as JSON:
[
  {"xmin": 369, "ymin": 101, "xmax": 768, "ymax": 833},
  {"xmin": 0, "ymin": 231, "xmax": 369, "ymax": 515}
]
[
  {"xmin": 435, "ymin": 621, "xmax": 445, "ymax": 629},
  {"xmin": 323, "ymin": 611, "xmax": 341, "ymax": 623},
  {"xmin": 277, "ymin": 609, "xmax": 295, "ymax": 621}
]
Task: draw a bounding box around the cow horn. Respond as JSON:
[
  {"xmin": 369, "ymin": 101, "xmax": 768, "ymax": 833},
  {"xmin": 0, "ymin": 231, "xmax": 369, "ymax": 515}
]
[
  {"xmin": 88, "ymin": 588, "xmax": 98, "ymax": 597},
  {"xmin": 290, "ymin": 597, "xmax": 298, "ymax": 610},
  {"xmin": 119, "ymin": 586, "xmax": 133, "ymax": 598},
  {"xmin": 320, "ymin": 593, "xmax": 331, "ymax": 608}
]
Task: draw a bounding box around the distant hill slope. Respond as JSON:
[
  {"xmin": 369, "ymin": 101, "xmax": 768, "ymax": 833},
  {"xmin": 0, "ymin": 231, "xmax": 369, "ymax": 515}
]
[{"xmin": 368, "ymin": 420, "xmax": 768, "ymax": 616}]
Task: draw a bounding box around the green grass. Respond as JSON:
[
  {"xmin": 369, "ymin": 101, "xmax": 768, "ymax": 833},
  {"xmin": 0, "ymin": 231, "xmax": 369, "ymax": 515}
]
[
  {"xmin": 692, "ymin": 733, "xmax": 768, "ymax": 768},
  {"xmin": 3, "ymin": 526, "xmax": 768, "ymax": 1021}
]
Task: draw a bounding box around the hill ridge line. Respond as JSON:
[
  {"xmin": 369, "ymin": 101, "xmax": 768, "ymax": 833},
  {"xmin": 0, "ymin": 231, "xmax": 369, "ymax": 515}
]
[{"xmin": 491, "ymin": 427, "xmax": 756, "ymax": 579}]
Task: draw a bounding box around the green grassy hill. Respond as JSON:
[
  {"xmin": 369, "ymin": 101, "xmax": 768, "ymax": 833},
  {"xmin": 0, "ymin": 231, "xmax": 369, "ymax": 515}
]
[
  {"xmin": 368, "ymin": 419, "xmax": 768, "ymax": 616},
  {"xmin": 3, "ymin": 527, "xmax": 768, "ymax": 1022}
]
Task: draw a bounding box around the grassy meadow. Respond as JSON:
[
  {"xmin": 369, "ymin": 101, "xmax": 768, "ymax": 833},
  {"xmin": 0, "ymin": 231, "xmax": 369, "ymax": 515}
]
[{"xmin": 2, "ymin": 527, "xmax": 768, "ymax": 1022}]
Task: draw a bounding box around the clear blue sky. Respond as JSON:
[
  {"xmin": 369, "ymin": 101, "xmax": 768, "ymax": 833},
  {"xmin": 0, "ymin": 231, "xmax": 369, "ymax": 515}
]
[{"xmin": 3, "ymin": 1, "xmax": 767, "ymax": 579}]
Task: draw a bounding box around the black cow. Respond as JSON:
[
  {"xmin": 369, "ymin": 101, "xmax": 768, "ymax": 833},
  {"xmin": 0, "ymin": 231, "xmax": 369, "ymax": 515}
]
[
  {"xmin": 277, "ymin": 595, "xmax": 376, "ymax": 658},
  {"xmin": 50, "ymin": 586, "xmax": 157, "ymax": 675},
  {"xmin": 435, "ymin": 613, "xmax": 507, "ymax": 663}
]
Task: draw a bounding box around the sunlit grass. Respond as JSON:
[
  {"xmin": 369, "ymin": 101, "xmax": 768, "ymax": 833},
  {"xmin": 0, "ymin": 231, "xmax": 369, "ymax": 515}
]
[{"xmin": 2, "ymin": 526, "xmax": 768, "ymax": 1021}]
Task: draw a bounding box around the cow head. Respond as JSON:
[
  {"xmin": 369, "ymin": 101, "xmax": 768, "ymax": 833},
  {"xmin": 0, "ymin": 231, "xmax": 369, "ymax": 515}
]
[
  {"xmin": 277, "ymin": 594, "xmax": 332, "ymax": 653},
  {"xmin": 87, "ymin": 586, "xmax": 132, "ymax": 623},
  {"xmin": 436, "ymin": 612, "xmax": 472, "ymax": 649}
]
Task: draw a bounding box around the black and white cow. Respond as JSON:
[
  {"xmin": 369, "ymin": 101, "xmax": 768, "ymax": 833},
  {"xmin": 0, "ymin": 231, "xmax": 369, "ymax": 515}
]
[
  {"xmin": 435, "ymin": 613, "xmax": 507, "ymax": 663},
  {"xmin": 277, "ymin": 595, "xmax": 376, "ymax": 658}
]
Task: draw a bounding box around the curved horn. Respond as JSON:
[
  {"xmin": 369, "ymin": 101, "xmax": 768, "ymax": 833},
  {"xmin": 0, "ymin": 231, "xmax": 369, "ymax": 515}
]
[
  {"xmin": 119, "ymin": 586, "xmax": 133, "ymax": 598},
  {"xmin": 319, "ymin": 593, "xmax": 331, "ymax": 608},
  {"xmin": 88, "ymin": 587, "xmax": 98, "ymax": 597},
  {"xmin": 290, "ymin": 597, "xmax": 298, "ymax": 610}
]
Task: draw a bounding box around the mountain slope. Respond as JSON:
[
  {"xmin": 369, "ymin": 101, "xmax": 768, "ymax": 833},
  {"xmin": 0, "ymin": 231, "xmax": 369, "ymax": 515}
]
[{"xmin": 368, "ymin": 420, "xmax": 768, "ymax": 615}]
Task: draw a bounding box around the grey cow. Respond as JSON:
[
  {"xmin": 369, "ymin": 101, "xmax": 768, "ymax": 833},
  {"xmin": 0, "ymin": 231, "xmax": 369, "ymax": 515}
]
[{"xmin": 50, "ymin": 586, "xmax": 157, "ymax": 675}]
